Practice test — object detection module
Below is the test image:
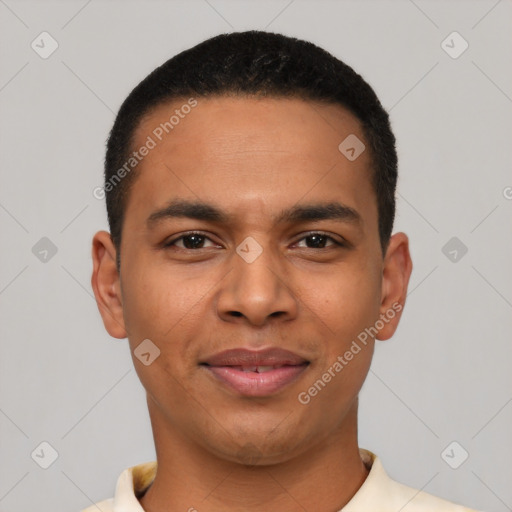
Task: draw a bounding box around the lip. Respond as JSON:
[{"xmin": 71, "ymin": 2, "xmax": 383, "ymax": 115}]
[
  {"xmin": 200, "ymin": 348, "xmax": 310, "ymax": 397},
  {"xmin": 202, "ymin": 347, "xmax": 308, "ymax": 367}
]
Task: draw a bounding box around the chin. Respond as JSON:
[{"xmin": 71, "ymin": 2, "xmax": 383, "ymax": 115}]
[{"xmin": 203, "ymin": 425, "xmax": 307, "ymax": 467}]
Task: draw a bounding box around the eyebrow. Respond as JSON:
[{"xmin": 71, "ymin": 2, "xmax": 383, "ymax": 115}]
[{"xmin": 146, "ymin": 199, "xmax": 362, "ymax": 229}]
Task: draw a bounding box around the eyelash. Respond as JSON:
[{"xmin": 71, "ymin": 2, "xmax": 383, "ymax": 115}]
[{"xmin": 163, "ymin": 231, "xmax": 345, "ymax": 250}]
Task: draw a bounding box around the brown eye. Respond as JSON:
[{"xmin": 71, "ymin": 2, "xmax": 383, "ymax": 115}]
[
  {"xmin": 164, "ymin": 232, "xmax": 218, "ymax": 250},
  {"xmin": 295, "ymin": 233, "xmax": 344, "ymax": 249}
]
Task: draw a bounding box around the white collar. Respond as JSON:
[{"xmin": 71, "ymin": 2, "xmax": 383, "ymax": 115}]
[{"xmin": 105, "ymin": 449, "xmax": 475, "ymax": 512}]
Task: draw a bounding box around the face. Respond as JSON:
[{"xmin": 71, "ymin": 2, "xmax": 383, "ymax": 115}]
[{"xmin": 92, "ymin": 96, "xmax": 412, "ymax": 465}]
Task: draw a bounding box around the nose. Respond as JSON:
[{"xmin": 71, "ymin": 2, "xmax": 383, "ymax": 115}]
[{"xmin": 215, "ymin": 240, "xmax": 299, "ymax": 327}]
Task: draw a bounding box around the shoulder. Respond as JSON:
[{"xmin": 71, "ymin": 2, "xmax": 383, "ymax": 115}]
[
  {"xmin": 81, "ymin": 497, "xmax": 114, "ymax": 512},
  {"xmin": 380, "ymin": 473, "xmax": 479, "ymax": 512},
  {"xmin": 78, "ymin": 460, "xmax": 156, "ymax": 512},
  {"xmin": 343, "ymin": 450, "xmax": 481, "ymax": 512}
]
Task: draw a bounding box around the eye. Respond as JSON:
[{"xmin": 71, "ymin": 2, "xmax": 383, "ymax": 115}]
[
  {"xmin": 294, "ymin": 232, "xmax": 344, "ymax": 249},
  {"xmin": 163, "ymin": 231, "xmax": 345, "ymax": 251},
  {"xmin": 164, "ymin": 232, "xmax": 219, "ymax": 250}
]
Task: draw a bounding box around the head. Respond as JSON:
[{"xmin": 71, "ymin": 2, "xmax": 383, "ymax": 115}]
[{"xmin": 91, "ymin": 31, "xmax": 412, "ymax": 466}]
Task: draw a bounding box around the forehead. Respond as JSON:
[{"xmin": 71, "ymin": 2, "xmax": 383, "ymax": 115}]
[
  {"xmin": 126, "ymin": 96, "xmax": 376, "ymax": 233},
  {"xmin": 137, "ymin": 95, "xmax": 364, "ymax": 156}
]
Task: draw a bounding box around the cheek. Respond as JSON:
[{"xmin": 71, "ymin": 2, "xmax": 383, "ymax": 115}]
[
  {"xmin": 120, "ymin": 268, "xmax": 203, "ymax": 405},
  {"xmin": 120, "ymin": 260, "xmax": 216, "ymax": 383},
  {"xmin": 121, "ymin": 262, "xmax": 194, "ymax": 339},
  {"xmin": 299, "ymin": 347, "xmax": 373, "ymax": 427},
  {"xmin": 301, "ymin": 258, "xmax": 382, "ymax": 343}
]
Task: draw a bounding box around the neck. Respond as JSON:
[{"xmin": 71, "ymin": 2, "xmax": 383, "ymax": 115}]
[{"xmin": 140, "ymin": 398, "xmax": 368, "ymax": 512}]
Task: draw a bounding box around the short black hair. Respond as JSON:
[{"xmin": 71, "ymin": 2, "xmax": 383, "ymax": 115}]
[{"xmin": 104, "ymin": 30, "xmax": 397, "ymax": 271}]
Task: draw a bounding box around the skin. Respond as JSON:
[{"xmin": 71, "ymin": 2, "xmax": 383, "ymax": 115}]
[{"xmin": 91, "ymin": 96, "xmax": 412, "ymax": 512}]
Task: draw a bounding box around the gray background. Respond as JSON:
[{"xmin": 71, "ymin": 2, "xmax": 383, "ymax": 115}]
[{"xmin": 0, "ymin": 1, "xmax": 511, "ymax": 511}]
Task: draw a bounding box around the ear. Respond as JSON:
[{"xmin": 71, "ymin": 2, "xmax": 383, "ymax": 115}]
[
  {"xmin": 376, "ymin": 232, "xmax": 413, "ymax": 341},
  {"xmin": 91, "ymin": 230, "xmax": 127, "ymax": 339}
]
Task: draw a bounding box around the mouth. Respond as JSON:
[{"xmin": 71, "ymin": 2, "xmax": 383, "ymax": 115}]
[{"xmin": 199, "ymin": 347, "xmax": 310, "ymax": 397}]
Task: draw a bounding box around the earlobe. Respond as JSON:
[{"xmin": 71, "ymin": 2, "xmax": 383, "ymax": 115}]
[
  {"xmin": 376, "ymin": 232, "xmax": 413, "ymax": 341},
  {"xmin": 90, "ymin": 230, "xmax": 127, "ymax": 339}
]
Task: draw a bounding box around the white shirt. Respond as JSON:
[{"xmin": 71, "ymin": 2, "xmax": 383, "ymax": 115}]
[{"xmin": 81, "ymin": 449, "xmax": 479, "ymax": 511}]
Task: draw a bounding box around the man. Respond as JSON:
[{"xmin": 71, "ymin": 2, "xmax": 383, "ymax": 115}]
[{"xmin": 88, "ymin": 31, "xmax": 478, "ymax": 511}]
